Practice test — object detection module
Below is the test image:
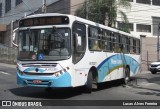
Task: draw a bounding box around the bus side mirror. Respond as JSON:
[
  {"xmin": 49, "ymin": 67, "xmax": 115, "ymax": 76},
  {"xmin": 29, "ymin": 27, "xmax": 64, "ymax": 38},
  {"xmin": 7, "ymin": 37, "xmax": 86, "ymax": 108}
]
[{"xmin": 12, "ymin": 28, "xmax": 19, "ymax": 47}]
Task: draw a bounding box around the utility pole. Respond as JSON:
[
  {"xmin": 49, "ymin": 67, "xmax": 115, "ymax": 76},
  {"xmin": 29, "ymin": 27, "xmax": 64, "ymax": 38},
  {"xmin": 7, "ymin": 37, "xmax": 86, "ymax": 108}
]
[
  {"xmin": 10, "ymin": 20, "xmax": 13, "ymax": 47},
  {"xmin": 42, "ymin": 0, "xmax": 47, "ymax": 13},
  {"xmin": 157, "ymin": 23, "xmax": 160, "ymax": 61},
  {"xmin": 85, "ymin": 0, "xmax": 88, "ymax": 19}
]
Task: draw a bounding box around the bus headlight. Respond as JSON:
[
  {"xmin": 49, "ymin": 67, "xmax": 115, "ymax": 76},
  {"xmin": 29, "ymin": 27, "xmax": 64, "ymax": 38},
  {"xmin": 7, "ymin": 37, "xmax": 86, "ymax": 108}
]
[
  {"xmin": 54, "ymin": 70, "xmax": 63, "ymax": 77},
  {"xmin": 18, "ymin": 70, "xmax": 24, "ymax": 75}
]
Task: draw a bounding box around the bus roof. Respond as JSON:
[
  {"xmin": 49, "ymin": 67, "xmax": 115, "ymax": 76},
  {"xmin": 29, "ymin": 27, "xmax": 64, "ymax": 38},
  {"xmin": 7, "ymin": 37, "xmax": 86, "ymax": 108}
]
[{"xmin": 23, "ymin": 13, "xmax": 139, "ymax": 39}]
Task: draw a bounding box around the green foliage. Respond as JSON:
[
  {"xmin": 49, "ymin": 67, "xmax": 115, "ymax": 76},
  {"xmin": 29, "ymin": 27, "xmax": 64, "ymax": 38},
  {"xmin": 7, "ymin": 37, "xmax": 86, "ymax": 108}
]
[
  {"xmin": 75, "ymin": 0, "xmax": 108, "ymax": 24},
  {"xmin": 75, "ymin": 0, "xmax": 131, "ymax": 32}
]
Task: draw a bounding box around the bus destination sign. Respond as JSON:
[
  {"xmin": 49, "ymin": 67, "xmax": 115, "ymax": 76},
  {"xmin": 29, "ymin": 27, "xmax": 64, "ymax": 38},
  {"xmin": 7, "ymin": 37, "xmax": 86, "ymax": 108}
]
[{"xmin": 19, "ymin": 16, "xmax": 69, "ymax": 27}]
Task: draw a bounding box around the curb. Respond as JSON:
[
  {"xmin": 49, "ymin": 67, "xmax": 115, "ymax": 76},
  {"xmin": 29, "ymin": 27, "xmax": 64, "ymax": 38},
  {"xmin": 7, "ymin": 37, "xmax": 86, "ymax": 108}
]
[{"xmin": 0, "ymin": 63, "xmax": 16, "ymax": 69}]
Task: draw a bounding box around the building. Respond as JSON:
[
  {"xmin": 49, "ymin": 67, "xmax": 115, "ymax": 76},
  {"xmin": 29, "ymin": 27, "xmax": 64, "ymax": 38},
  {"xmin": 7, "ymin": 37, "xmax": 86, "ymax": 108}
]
[
  {"xmin": 117, "ymin": 0, "xmax": 160, "ymax": 70},
  {"xmin": 0, "ymin": 0, "xmax": 61, "ymax": 46},
  {"xmin": 117, "ymin": 0, "xmax": 160, "ymax": 38},
  {"xmin": 0, "ymin": 0, "xmax": 85, "ymax": 47}
]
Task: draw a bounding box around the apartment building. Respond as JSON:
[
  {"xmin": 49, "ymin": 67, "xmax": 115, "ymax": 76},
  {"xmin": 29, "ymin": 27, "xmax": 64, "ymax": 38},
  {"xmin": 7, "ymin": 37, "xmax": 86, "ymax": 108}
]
[{"xmin": 117, "ymin": 0, "xmax": 160, "ymax": 37}]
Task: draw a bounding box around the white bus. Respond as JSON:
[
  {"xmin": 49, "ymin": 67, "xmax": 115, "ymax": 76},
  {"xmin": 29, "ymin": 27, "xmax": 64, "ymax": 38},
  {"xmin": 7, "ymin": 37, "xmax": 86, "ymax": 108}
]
[{"xmin": 16, "ymin": 13, "xmax": 140, "ymax": 93}]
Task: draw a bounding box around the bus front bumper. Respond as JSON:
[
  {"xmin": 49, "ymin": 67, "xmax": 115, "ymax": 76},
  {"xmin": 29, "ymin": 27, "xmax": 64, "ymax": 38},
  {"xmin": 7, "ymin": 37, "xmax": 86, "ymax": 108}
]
[{"xmin": 17, "ymin": 72, "xmax": 72, "ymax": 88}]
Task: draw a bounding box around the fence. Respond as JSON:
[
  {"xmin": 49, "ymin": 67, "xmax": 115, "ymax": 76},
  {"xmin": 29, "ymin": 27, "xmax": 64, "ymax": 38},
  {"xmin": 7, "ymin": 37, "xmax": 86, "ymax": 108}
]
[{"xmin": 0, "ymin": 47, "xmax": 17, "ymax": 64}]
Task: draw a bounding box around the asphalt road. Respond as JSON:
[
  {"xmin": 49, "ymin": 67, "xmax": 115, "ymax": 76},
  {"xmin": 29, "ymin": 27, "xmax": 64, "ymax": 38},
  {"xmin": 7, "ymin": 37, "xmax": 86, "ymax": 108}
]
[{"xmin": 0, "ymin": 63, "xmax": 160, "ymax": 109}]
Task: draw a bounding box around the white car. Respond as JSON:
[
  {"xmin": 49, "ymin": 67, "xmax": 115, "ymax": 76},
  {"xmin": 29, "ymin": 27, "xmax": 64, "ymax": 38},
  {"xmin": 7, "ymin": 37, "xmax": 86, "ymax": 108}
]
[{"xmin": 149, "ymin": 62, "xmax": 160, "ymax": 74}]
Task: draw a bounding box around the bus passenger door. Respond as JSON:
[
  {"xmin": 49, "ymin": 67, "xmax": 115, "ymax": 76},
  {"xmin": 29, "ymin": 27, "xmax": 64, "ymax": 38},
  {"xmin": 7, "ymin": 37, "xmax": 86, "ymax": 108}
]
[{"xmin": 72, "ymin": 22, "xmax": 87, "ymax": 86}]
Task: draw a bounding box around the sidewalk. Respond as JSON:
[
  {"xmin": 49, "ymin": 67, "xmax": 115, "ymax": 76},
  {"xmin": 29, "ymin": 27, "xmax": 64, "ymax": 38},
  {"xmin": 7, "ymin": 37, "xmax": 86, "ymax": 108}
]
[
  {"xmin": 138, "ymin": 70, "xmax": 151, "ymax": 74},
  {"xmin": 0, "ymin": 62, "xmax": 16, "ymax": 69}
]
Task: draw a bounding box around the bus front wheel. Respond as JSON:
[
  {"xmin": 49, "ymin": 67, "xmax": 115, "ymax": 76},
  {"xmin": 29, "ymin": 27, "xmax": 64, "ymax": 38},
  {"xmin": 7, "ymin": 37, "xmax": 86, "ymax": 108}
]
[{"xmin": 84, "ymin": 71, "xmax": 93, "ymax": 93}]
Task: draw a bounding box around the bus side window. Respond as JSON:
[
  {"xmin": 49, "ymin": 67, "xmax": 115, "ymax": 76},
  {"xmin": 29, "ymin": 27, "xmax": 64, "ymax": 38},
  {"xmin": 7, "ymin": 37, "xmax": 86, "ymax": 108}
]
[
  {"xmin": 123, "ymin": 35, "xmax": 127, "ymax": 53},
  {"xmin": 101, "ymin": 30, "xmax": 108, "ymax": 51},
  {"xmin": 114, "ymin": 33, "xmax": 120, "ymax": 53},
  {"xmin": 109, "ymin": 32, "xmax": 113, "ymax": 52},
  {"xmin": 88, "ymin": 27, "xmax": 101, "ymax": 51},
  {"xmin": 130, "ymin": 38, "xmax": 134, "ymax": 53},
  {"xmin": 126, "ymin": 37, "xmax": 130, "ymax": 53},
  {"xmin": 133, "ymin": 38, "xmax": 136, "ymax": 53},
  {"xmin": 105, "ymin": 30, "xmax": 111, "ymax": 51},
  {"xmin": 117, "ymin": 34, "xmax": 122, "ymax": 53}
]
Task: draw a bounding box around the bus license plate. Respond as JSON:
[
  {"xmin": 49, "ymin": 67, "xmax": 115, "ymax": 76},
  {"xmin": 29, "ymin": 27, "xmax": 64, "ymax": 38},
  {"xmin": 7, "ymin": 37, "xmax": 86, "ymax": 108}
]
[{"xmin": 33, "ymin": 80, "xmax": 42, "ymax": 84}]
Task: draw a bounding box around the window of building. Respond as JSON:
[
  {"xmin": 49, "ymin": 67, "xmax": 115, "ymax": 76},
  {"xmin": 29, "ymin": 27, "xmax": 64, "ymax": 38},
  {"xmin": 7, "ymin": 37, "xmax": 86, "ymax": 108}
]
[
  {"xmin": 0, "ymin": 3, "xmax": 2, "ymax": 17},
  {"xmin": 5, "ymin": 0, "xmax": 11, "ymax": 13},
  {"xmin": 0, "ymin": 32, "xmax": 4, "ymax": 44},
  {"xmin": 16, "ymin": 0, "xmax": 22, "ymax": 6},
  {"xmin": 136, "ymin": 24, "xmax": 151, "ymax": 32},
  {"xmin": 152, "ymin": 0, "xmax": 160, "ymax": 6},
  {"xmin": 136, "ymin": 0, "xmax": 150, "ymax": 4},
  {"xmin": 117, "ymin": 22, "xmax": 133, "ymax": 32}
]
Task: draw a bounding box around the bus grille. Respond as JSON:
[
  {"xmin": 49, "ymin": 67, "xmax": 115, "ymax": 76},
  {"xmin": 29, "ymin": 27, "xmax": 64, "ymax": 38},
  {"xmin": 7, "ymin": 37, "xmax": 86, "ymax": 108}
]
[
  {"xmin": 24, "ymin": 72, "xmax": 54, "ymax": 76},
  {"xmin": 21, "ymin": 63, "xmax": 57, "ymax": 68}
]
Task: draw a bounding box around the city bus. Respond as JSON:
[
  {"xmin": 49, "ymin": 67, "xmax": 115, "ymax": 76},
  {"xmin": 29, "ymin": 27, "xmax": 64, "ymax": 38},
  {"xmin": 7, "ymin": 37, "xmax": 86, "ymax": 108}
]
[{"xmin": 15, "ymin": 13, "xmax": 140, "ymax": 93}]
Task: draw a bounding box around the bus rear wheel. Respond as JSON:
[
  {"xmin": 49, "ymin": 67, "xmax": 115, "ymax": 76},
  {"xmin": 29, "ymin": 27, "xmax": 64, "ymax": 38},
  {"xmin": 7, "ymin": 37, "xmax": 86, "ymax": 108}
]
[{"xmin": 123, "ymin": 67, "xmax": 130, "ymax": 85}]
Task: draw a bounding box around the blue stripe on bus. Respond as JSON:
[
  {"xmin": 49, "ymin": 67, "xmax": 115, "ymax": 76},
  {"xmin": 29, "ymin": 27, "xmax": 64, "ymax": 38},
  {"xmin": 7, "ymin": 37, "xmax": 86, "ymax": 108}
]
[
  {"xmin": 17, "ymin": 71, "xmax": 72, "ymax": 87},
  {"xmin": 97, "ymin": 54, "xmax": 139, "ymax": 82}
]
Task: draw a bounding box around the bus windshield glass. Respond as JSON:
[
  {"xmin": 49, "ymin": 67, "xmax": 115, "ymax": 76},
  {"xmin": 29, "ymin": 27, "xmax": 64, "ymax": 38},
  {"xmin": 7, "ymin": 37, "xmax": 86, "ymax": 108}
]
[{"xmin": 18, "ymin": 28, "xmax": 71, "ymax": 61}]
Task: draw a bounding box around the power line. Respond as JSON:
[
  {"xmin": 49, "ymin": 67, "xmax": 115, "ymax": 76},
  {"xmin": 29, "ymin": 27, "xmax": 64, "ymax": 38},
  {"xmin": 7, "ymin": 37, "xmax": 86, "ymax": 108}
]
[
  {"xmin": 1, "ymin": 0, "xmax": 160, "ymax": 27},
  {"xmin": 1, "ymin": 0, "xmax": 160, "ymax": 19}
]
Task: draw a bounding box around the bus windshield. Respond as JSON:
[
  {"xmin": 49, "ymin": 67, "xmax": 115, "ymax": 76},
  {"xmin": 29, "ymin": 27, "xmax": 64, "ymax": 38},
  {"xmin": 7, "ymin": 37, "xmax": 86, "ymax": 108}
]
[{"xmin": 18, "ymin": 28, "xmax": 71, "ymax": 61}]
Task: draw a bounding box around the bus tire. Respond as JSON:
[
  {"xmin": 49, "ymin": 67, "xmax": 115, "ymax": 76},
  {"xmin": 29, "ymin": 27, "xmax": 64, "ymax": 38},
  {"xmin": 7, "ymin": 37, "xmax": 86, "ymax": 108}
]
[
  {"xmin": 84, "ymin": 71, "xmax": 93, "ymax": 93},
  {"xmin": 45, "ymin": 87, "xmax": 52, "ymax": 92},
  {"xmin": 123, "ymin": 67, "xmax": 130, "ymax": 85}
]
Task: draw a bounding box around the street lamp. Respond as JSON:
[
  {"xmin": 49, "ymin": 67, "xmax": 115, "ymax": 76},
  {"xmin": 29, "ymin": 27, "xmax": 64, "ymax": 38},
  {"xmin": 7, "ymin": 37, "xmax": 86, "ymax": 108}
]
[{"xmin": 42, "ymin": 0, "xmax": 47, "ymax": 13}]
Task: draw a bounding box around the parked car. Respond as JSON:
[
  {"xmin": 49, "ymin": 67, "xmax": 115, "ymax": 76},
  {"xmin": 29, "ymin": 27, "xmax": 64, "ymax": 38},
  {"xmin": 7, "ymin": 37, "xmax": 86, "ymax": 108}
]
[{"xmin": 149, "ymin": 62, "xmax": 160, "ymax": 74}]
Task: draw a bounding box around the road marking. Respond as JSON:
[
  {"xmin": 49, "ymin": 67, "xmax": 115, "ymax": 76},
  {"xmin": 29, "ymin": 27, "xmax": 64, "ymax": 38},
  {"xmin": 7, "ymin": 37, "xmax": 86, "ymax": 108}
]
[{"xmin": 0, "ymin": 71, "xmax": 11, "ymax": 75}]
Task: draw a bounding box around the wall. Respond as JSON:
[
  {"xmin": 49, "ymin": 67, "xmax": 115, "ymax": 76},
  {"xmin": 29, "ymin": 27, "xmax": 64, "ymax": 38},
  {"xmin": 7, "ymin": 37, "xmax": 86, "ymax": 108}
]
[
  {"xmin": 0, "ymin": 0, "xmax": 58, "ymax": 25},
  {"xmin": 70, "ymin": 0, "xmax": 85, "ymax": 15},
  {"xmin": 141, "ymin": 37, "xmax": 158, "ymax": 71},
  {"xmin": 117, "ymin": 1, "xmax": 160, "ymax": 37},
  {"xmin": 0, "ymin": 46, "xmax": 17, "ymax": 64}
]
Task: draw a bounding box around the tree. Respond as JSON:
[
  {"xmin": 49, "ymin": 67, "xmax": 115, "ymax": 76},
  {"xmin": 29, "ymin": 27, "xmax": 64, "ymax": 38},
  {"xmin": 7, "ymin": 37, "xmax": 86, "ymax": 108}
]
[
  {"xmin": 75, "ymin": 0, "xmax": 131, "ymax": 31},
  {"xmin": 75, "ymin": 0, "xmax": 108, "ymax": 24}
]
